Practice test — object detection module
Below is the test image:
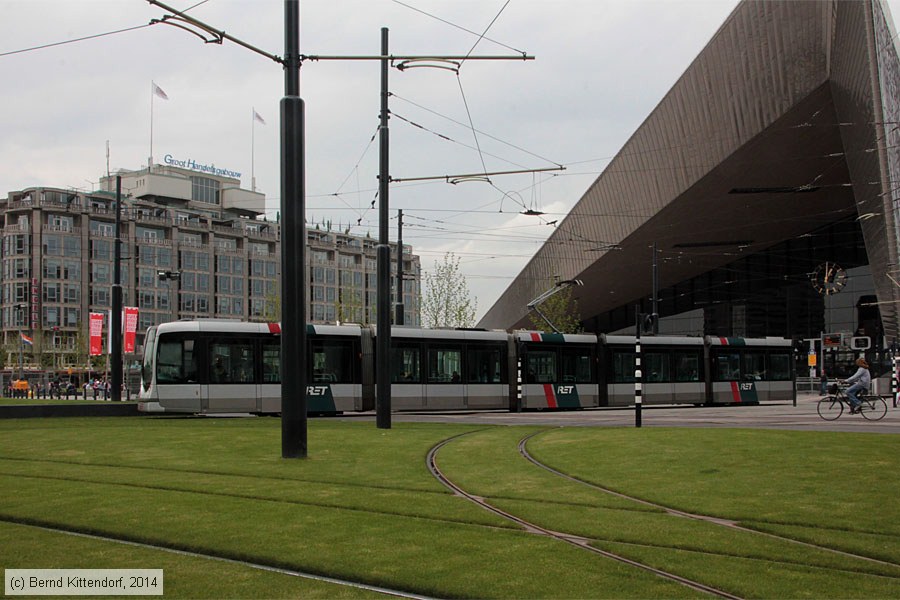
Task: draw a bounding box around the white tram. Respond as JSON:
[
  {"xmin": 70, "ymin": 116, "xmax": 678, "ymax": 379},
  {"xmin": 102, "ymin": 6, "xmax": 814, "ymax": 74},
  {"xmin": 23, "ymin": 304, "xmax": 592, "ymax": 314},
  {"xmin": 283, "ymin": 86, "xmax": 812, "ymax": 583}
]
[{"xmin": 138, "ymin": 320, "xmax": 795, "ymax": 414}]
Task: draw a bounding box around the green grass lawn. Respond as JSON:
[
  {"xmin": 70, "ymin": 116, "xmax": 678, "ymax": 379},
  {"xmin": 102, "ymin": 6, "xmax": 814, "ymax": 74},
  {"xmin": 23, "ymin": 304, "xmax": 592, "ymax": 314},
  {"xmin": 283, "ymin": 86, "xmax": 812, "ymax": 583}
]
[{"xmin": 0, "ymin": 416, "xmax": 898, "ymax": 598}]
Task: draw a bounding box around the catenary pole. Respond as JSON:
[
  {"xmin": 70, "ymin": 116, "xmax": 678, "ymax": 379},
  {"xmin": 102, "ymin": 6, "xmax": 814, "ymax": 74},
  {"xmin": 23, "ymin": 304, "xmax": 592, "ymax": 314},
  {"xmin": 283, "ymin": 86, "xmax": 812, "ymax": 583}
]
[
  {"xmin": 634, "ymin": 305, "xmax": 642, "ymax": 428},
  {"xmin": 376, "ymin": 27, "xmax": 392, "ymax": 429},
  {"xmin": 110, "ymin": 176, "xmax": 123, "ymax": 402},
  {"xmin": 395, "ymin": 209, "xmax": 404, "ymax": 326},
  {"xmin": 281, "ymin": 0, "xmax": 307, "ymax": 457}
]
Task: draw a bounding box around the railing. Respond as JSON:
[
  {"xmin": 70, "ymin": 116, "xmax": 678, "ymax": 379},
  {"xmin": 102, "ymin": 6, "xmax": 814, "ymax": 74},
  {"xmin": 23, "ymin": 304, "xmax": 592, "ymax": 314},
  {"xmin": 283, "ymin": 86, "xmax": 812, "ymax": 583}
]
[{"xmin": 41, "ymin": 225, "xmax": 81, "ymax": 235}]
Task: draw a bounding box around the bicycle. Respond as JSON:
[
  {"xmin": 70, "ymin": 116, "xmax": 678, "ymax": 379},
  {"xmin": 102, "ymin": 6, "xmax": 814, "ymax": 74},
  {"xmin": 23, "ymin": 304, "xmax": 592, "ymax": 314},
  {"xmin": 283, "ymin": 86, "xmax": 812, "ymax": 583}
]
[{"xmin": 817, "ymin": 384, "xmax": 888, "ymax": 421}]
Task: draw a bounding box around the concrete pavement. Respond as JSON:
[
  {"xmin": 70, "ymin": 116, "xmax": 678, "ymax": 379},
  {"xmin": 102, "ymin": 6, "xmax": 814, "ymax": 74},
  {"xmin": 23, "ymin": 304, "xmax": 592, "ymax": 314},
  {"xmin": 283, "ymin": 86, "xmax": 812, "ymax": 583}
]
[{"xmin": 383, "ymin": 391, "xmax": 900, "ymax": 433}]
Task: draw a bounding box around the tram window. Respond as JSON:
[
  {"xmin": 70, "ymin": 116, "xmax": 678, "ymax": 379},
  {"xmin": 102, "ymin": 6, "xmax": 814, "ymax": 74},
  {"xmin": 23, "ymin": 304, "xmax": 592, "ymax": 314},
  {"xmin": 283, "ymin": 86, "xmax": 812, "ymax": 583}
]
[
  {"xmin": 468, "ymin": 346, "xmax": 504, "ymax": 383},
  {"xmin": 262, "ymin": 339, "xmax": 280, "ymax": 383},
  {"xmin": 526, "ymin": 350, "xmax": 556, "ymax": 383},
  {"xmin": 157, "ymin": 338, "xmax": 192, "ymax": 384},
  {"xmin": 560, "ymin": 348, "xmax": 592, "ymax": 383},
  {"xmin": 674, "ymin": 351, "xmax": 700, "ymax": 382},
  {"xmin": 768, "ymin": 352, "xmax": 791, "ymax": 381},
  {"xmin": 209, "ymin": 340, "xmax": 254, "ymax": 384},
  {"xmin": 742, "ymin": 351, "xmax": 766, "ymax": 380},
  {"xmin": 612, "ymin": 351, "xmax": 635, "ymax": 383},
  {"xmin": 644, "ymin": 352, "xmax": 669, "ymax": 382},
  {"xmin": 391, "ymin": 343, "xmax": 420, "ymax": 382},
  {"xmin": 714, "ymin": 352, "xmax": 741, "ymax": 381},
  {"xmin": 311, "ymin": 340, "xmax": 353, "ymax": 383},
  {"xmin": 428, "ymin": 347, "xmax": 462, "ymax": 383},
  {"xmin": 142, "ymin": 327, "xmax": 157, "ymax": 390}
]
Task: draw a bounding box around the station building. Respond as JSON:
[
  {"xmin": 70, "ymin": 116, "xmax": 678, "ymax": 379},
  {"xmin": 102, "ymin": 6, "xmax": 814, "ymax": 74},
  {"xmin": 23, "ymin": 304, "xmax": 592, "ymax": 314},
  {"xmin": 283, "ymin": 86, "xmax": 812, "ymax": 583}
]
[
  {"xmin": 0, "ymin": 162, "xmax": 420, "ymax": 370},
  {"xmin": 479, "ymin": 0, "xmax": 900, "ymax": 362}
]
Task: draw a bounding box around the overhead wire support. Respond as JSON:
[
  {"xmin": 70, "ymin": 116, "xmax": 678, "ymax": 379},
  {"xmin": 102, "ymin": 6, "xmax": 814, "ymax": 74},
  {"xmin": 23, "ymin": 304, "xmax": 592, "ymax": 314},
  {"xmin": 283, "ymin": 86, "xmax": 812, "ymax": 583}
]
[
  {"xmin": 301, "ymin": 53, "xmax": 533, "ymax": 62},
  {"xmin": 146, "ymin": 0, "xmax": 284, "ymax": 63},
  {"xmin": 390, "ymin": 165, "xmax": 565, "ymax": 184}
]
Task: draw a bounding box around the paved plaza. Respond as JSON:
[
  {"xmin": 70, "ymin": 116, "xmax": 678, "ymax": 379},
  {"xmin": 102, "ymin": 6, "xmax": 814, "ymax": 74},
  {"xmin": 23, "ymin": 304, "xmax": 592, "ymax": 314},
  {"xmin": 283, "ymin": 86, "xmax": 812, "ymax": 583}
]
[{"xmin": 384, "ymin": 392, "xmax": 900, "ymax": 434}]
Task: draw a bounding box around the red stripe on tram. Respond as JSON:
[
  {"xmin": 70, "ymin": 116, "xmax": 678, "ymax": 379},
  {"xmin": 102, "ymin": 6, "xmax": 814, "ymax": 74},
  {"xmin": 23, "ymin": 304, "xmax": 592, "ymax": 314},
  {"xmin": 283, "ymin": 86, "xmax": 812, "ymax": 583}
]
[
  {"xmin": 730, "ymin": 381, "xmax": 742, "ymax": 403},
  {"xmin": 531, "ymin": 332, "xmax": 542, "ymax": 342},
  {"xmin": 543, "ymin": 384, "xmax": 558, "ymax": 408},
  {"xmin": 268, "ymin": 322, "xmax": 282, "ymax": 335}
]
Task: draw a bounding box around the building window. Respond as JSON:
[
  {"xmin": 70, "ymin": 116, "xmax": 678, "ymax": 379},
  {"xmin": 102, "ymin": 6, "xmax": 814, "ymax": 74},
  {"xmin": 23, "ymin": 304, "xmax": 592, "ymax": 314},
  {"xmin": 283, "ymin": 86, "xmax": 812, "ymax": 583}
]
[
  {"xmin": 92, "ymin": 288, "xmax": 110, "ymax": 306},
  {"xmin": 136, "ymin": 226, "xmax": 163, "ymax": 240},
  {"xmin": 89, "ymin": 220, "xmax": 115, "ymax": 236},
  {"xmin": 91, "ymin": 239, "xmax": 112, "ymax": 260},
  {"xmin": 191, "ymin": 176, "xmax": 220, "ymax": 204},
  {"xmin": 4, "ymin": 234, "xmax": 29, "ymax": 255},
  {"xmin": 43, "ymin": 282, "xmax": 61, "ymax": 303}
]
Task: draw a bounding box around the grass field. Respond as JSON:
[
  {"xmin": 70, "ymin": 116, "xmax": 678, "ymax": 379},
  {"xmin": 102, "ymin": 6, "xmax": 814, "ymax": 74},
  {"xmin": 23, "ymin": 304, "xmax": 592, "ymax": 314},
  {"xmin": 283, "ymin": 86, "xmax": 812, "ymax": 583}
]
[{"xmin": 1, "ymin": 416, "xmax": 898, "ymax": 598}]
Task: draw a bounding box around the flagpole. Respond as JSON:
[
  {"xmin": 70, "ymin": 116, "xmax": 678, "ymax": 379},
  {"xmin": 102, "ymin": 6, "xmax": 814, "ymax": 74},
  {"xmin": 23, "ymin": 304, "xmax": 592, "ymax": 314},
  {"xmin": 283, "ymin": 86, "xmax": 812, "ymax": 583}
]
[
  {"xmin": 149, "ymin": 82, "xmax": 154, "ymax": 173},
  {"xmin": 251, "ymin": 107, "xmax": 256, "ymax": 192}
]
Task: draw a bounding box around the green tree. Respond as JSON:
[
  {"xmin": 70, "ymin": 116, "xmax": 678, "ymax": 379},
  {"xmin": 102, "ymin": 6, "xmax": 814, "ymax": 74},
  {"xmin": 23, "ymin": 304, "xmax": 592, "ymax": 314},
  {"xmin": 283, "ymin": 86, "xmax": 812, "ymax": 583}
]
[
  {"xmin": 336, "ymin": 285, "xmax": 367, "ymax": 324},
  {"xmin": 260, "ymin": 289, "xmax": 281, "ymax": 322},
  {"xmin": 528, "ymin": 283, "xmax": 583, "ymax": 334},
  {"xmin": 422, "ymin": 252, "xmax": 477, "ymax": 328}
]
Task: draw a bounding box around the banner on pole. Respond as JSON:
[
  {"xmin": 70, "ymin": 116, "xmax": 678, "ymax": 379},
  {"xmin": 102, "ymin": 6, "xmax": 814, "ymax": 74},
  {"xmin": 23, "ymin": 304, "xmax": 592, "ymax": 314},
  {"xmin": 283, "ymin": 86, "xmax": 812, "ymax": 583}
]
[
  {"xmin": 89, "ymin": 312, "xmax": 104, "ymax": 356},
  {"xmin": 124, "ymin": 307, "xmax": 139, "ymax": 353}
]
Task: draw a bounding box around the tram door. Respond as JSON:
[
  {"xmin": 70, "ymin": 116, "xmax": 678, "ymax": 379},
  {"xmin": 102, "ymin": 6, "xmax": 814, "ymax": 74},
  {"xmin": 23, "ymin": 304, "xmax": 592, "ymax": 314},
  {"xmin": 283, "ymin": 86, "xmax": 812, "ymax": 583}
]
[
  {"xmin": 425, "ymin": 344, "xmax": 466, "ymax": 409},
  {"xmin": 391, "ymin": 341, "xmax": 425, "ymax": 410},
  {"xmin": 206, "ymin": 338, "xmax": 258, "ymax": 413}
]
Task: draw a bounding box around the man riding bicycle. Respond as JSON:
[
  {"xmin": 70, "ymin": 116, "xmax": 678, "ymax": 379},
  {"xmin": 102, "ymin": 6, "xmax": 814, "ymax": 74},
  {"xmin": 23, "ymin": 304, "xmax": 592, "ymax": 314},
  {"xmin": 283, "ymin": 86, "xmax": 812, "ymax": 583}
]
[{"xmin": 842, "ymin": 357, "xmax": 871, "ymax": 414}]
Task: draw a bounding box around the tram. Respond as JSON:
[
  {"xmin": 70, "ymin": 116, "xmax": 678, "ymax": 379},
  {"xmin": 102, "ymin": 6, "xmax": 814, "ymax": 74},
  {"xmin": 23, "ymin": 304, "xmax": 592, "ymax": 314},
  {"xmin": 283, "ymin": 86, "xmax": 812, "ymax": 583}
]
[{"xmin": 138, "ymin": 320, "xmax": 794, "ymax": 414}]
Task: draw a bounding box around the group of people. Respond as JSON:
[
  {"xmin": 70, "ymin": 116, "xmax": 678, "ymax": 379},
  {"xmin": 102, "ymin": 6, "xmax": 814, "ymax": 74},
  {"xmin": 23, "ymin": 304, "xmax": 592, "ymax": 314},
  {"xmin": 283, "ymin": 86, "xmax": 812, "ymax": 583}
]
[
  {"xmin": 5, "ymin": 377, "xmax": 120, "ymax": 400},
  {"xmin": 819, "ymin": 358, "xmax": 872, "ymax": 414}
]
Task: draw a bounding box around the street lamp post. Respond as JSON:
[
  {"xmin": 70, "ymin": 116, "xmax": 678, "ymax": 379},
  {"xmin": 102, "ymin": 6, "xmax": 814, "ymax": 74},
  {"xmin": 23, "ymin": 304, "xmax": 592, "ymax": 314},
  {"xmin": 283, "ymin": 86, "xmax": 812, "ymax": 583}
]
[{"xmin": 157, "ymin": 270, "xmax": 181, "ymax": 322}]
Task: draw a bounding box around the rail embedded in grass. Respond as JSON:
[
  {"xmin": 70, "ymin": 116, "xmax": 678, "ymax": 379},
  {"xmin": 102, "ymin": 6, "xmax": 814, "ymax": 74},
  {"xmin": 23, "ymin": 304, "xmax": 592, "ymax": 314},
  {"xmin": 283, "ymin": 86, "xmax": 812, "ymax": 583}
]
[{"xmin": 3, "ymin": 418, "xmax": 899, "ymax": 598}]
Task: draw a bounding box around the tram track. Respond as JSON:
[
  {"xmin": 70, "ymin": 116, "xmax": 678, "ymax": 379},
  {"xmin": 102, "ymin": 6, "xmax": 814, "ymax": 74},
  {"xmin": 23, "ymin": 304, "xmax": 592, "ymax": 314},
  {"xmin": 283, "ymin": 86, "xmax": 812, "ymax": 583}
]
[
  {"xmin": 426, "ymin": 433, "xmax": 744, "ymax": 600},
  {"xmin": 517, "ymin": 429, "xmax": 900, "ymax": 571},
  {"xmin": 1, "ymin": 518, "xmax": 435, "ymax": 600}
]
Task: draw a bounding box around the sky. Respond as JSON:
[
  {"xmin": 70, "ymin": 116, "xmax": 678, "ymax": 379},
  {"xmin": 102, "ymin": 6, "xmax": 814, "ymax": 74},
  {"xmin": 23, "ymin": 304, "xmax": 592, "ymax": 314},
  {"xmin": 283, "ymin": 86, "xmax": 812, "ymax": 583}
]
[{"xmin": 3, "ymin": 0, "xmax": 899, "ymax": 322}]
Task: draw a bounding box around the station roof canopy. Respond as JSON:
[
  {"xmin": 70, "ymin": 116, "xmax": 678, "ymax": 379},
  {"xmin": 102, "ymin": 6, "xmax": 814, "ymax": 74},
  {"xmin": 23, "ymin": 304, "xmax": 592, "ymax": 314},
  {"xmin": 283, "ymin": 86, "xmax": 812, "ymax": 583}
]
[{"xmin": 478, "ymin": 0, "xmax": 900, "ymax": 339}]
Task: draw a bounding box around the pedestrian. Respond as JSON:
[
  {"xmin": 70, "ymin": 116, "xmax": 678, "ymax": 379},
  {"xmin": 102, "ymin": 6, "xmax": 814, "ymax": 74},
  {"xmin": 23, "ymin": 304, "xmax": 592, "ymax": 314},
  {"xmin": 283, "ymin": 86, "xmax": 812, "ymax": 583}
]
[
  {"xmin": 842, "ymin": 358, "xmax": 871, "ymax": 414},
  {"xmin": 819, "ymin": 367, "xmax": 828, "ymax": 396}
]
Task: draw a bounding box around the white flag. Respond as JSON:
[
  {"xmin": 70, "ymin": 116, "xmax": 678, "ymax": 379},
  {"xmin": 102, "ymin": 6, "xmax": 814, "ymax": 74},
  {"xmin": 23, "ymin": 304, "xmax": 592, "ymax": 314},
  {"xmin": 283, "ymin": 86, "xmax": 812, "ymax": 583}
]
[
  {"xmin": 253, "ymin": 109, "xmax": 266, "ymax": 125},
  {"xmin": 152, "ymin": 83, "xmax": 169, "ymax": 100}
]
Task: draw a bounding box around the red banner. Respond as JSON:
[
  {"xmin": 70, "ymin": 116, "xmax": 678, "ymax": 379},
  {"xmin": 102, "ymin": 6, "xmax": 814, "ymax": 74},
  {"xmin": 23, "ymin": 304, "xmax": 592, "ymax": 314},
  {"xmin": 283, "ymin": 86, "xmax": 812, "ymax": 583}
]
[
  {"xmin": 89, "ymin": 312, "xmax": 104, "ymax": 356},
  {"xmin": 124, "ymin": 307, "xmax": 139, "ymax": 353}
]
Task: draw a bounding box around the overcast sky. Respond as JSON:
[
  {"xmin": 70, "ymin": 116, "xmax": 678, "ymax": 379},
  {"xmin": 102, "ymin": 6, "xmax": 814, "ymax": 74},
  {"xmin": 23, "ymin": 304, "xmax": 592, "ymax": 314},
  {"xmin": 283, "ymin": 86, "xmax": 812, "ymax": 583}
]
[{"xmin": 3, "ymin": 0, "xmax": 899, "ymax": 322}]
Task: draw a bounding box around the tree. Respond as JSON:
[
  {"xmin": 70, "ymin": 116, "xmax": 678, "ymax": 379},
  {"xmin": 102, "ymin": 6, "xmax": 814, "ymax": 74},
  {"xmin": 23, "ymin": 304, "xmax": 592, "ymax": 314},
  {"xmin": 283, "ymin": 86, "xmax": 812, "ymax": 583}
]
[
  {"xmin": 260, "ymin": 288, "xmax": 281, "ymax": 322},
  {"xmin": 422, "ymin": 252, "xmax": 477, "ymax": 328},
  {"xmin": 528, "ymin": 282, "xmax": 583, "ymax": 334}
]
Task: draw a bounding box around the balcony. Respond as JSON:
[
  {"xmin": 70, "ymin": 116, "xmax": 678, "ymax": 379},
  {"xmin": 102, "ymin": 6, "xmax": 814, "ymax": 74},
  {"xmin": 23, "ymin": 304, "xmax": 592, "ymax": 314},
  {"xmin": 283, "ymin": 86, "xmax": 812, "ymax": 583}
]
[{"xmin": 41, "ymin": 224, "xmax": 80, "ymax": 235}]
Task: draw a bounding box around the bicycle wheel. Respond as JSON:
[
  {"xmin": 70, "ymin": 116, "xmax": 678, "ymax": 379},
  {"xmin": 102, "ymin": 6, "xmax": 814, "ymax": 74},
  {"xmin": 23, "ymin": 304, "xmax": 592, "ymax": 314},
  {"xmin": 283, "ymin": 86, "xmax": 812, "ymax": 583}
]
[
  {"xmin": 817, "ymin": 396, "xmax": 843, "ymax": 421},
  {"xmin": 861, "ymin": 396, "xmax": 888, "ymax": 421}
]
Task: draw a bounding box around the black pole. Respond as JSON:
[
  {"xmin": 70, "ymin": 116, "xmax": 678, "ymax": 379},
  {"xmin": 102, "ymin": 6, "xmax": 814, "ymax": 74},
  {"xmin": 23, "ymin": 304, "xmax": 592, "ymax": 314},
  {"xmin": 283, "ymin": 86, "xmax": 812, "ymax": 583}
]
[
  {"xmin": 281, "ymin": 0, "xmax": 307, "ymax": 458},
  {"xmin": 651, "ymin": 241, "xmax": 659, "ymax": 335},
  {"xmin": 110, "ymin": 176, "xmax": 123, "ymax": 402},
  {"xmin": 376, "ymin": 27, "xmax": 392, "ymax": 429},
  {"xmin": 634, "ymin": 305, "xmax": 642, "ymax": 428},
  {"xmin": 395, "ymin": 209, "xmax": 404, "ymax": 326}
]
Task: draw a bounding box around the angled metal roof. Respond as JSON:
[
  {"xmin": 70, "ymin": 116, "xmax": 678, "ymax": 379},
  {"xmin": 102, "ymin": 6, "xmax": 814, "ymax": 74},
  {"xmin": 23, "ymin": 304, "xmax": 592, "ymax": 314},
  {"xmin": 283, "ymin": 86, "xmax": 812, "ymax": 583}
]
[{"xmin": 479, "ymin": 0, "xmax": 900, "ymax": 340}]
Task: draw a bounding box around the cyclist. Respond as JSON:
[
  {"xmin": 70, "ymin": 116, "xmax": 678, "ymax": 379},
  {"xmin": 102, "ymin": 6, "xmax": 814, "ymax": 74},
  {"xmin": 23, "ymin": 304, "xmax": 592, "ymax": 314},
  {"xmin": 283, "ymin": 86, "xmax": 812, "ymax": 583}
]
[{"xmin": 842, "ymin": 357, "xmax": 871, "ymax": 414}]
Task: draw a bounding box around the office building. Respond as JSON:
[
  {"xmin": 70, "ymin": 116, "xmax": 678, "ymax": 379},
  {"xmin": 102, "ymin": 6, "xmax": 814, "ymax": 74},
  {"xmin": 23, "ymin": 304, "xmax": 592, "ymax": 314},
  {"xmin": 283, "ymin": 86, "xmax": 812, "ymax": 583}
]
[{"xmin": 1, "ymin": 162, "xmax": 419, "ymax": 370}]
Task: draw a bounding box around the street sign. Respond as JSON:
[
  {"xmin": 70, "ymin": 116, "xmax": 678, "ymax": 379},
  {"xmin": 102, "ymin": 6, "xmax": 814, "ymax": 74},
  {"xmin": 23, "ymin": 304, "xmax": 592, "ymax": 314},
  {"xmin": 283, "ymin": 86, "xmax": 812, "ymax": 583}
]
[
  {"xmin": 823, "ymin": 333, "xmax": 843, "ymax": 348},
  {"xmin": 850, "ymin": 336, "xmax": 871, "ymax": 350}
]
